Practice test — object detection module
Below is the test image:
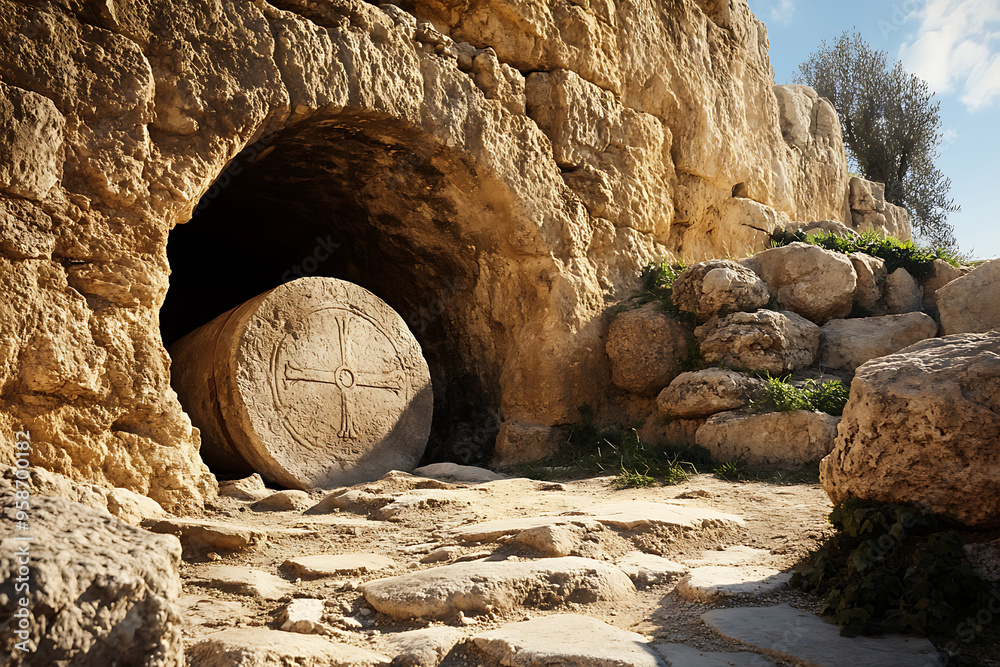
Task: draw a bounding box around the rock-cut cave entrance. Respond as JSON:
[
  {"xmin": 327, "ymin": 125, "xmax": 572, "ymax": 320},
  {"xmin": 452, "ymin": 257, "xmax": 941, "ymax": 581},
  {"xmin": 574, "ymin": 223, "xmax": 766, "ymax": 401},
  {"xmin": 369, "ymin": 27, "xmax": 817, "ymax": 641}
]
[{"xmin": 160, "ymin": 110, "xmax": 505, "ymax": 473}]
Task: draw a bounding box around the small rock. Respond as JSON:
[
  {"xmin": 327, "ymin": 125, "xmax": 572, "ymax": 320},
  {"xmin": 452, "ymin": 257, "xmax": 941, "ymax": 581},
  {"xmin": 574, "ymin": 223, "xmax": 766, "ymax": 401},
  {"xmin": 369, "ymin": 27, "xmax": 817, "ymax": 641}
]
[
  {"xmin": 251, "ymin": 490, "xmax": 312, "ymax": 512},
  {"xmin": 217, "ymin": 473, "xmax": 270, "ymax": 501},
  {"xmin": 421, "ymin": 546, "xmax": 461, "ymax": 563},
  {"xmin": 676, "ymin": 566, "xmax": 791, "ymax": 602},
  {"xmin": 278, "ymin": 598, "xmax": 328, "ymax": 634},
  {"xmin": 187, "ymin": 628, "xmax": 390, "ymax": 666},
  {"xmin": 284, "ymin": 553, "xmax": 396, "ymax": 578},
  {"xmin": 616, "ymin": 552, "xmax": 687, "ymax": 586}
]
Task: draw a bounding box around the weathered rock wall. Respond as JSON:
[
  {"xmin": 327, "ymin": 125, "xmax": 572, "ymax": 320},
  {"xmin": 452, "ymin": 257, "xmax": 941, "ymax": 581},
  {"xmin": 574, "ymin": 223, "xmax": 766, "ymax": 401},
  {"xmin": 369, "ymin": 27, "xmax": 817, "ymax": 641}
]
[{"xmin": 0, "ymin": 0, "xmax": 849, "ymax": 508}]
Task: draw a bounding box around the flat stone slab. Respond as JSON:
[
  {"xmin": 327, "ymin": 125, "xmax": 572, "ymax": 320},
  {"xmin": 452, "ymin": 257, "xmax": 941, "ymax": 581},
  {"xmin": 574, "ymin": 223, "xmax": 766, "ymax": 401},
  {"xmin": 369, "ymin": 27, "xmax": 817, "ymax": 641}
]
[
  {"xmin": 190, "ymin": 565, "xmax": 293, "ymax": 600},
  {"xmin": 360, "ymin": 557, "xmax": 635, "ymax": 620},
  {"xmin": 187, "ymin": 628, "xmax": 389, "ymax": 666},
  {"xmin": 676, "ymin": 566, "xmax": 791, "ymax": 602},
  {"xmin": 217, "ymin": 473, "xmax": 270, "ymax": 501},
  {"xmin": 142, "ymin": 518, "xmax": 267, "ymax": 554},
  {"xmin": 412, "ymin": 462, "xmax": 508, "ymax": 483},
  {"xmin": 472, "ymin": 614, "xmax": 666, "ymax": 667},
  {"xmin": 284, "ymin": 553, "xmax": 396, "ymax": 578},
  {"xmin": 702, "ymin": 604, "xmax": 945, "ymax": 667},
  {"xmin": 453, "ymin": 501, "xmax": 743, "ymax": 543},
  {"xmin": 681, "ymin": 546, "xmax": 773, "ymax": 567},
  {"xmin": 616, "ymin": 553, "xmax": 688, "ymax": 586},
  {"xmin": 653, "ymin": 643, "xmax": 774, "ymax": 666},
  {"xmin": 178, "ymin": 595, "xmax": 249, "ymax": 627},
  {"xmin": 380, "ymin": 626, "xmax": 466, "ymax": 667}
]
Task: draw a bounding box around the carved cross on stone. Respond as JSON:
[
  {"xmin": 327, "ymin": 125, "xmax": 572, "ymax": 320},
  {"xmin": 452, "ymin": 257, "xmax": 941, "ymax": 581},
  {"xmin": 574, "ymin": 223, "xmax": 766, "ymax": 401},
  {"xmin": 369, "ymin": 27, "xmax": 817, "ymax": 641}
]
[{"xmin": 283, "ymin": 314, "xmax": 405, "ymax": 439}]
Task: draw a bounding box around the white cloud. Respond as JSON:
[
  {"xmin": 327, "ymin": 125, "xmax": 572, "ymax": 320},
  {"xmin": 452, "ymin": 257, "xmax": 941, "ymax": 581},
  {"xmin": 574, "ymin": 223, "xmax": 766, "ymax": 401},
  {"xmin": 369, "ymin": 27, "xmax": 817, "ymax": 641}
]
[
  {"xmin": 898, "ymin": 0, "xmax": 1000, "ymax": 110},
  {"xmin": 768, "ymin": 0, "xmax": 797, "ymax": 27}
]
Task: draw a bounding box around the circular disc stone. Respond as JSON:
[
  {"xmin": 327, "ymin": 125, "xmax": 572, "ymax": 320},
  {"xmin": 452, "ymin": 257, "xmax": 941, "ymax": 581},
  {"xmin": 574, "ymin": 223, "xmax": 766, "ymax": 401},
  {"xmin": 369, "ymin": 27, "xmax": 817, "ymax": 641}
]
[{"xmin": 213, "ymin": 277, "xmax": 432, "ymax": 489}]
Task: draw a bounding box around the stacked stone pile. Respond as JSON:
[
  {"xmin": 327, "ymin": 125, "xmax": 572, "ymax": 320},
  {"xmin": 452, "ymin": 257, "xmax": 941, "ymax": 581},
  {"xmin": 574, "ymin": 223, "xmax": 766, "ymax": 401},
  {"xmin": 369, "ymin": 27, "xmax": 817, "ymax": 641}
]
[{"xmin": 606, "ymin": 246, "xmax": 996, "ymax": 470}]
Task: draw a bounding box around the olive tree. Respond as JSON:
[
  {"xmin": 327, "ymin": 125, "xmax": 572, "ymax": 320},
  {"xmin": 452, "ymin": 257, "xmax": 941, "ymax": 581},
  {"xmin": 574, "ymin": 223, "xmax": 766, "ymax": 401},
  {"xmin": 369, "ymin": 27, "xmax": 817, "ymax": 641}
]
[{"xmin": 796, "ymin": 31, "xmax": 959, "ymax": 249}]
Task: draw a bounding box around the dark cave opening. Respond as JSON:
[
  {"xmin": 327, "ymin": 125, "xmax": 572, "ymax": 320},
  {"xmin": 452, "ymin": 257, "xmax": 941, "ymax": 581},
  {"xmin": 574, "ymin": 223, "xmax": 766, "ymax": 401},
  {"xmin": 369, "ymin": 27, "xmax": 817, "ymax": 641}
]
[{"xmin": 160, "ymin": 110, "xmax": 503, "ymax": 467}]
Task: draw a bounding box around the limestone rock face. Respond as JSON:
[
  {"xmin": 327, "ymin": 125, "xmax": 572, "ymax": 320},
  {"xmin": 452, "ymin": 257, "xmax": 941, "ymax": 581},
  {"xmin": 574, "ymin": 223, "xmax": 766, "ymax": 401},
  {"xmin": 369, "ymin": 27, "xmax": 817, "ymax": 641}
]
[
  {"xmin": 606, "ymin": 303, "xmax": 693, "ymax": 395},
  {"xmin": 848, "ymin": 176, "xmax": 912, "ymax": 241},
  {"xmin": 820, "ymin": 313, "xmax": 938, "ymax": 372},
  {"xmin": 672, "ymin": 260, "xmax": 770, "ymax": 322},
  {"xmin": 821, "ymin": 332, "xmax": 1000, "ymax": 528},
  {"xmin": 742, "ymin": 243, "xmax": 857, "ymax": 322},
  {"xmin": 0, "ymin": 492, "xmax": 184, "ymax": 665},
  {"xmin": 696, "ymin": 410, "xmax": 840, "ymax": 468},
  {"xmin": 656, "ymin": 369, "xmax": 762, "ymax": 418},
  {"xmin": 0, "ymin": 0, "xmax": 853, "ymax": 499},
  {"xmin": 920, "ymin": 259, "xmax": 964, "ymax": 318},
  {"xmin": 696, "ymin": 310, "xmax": 821, "ymax": 373},
  {"xmin": 773, "ymin": 84, "xmax": 850, "ymax": 228},
  {"xmin": 937, "ymin": 259, "xmax": 1000, "ymax": 334}
]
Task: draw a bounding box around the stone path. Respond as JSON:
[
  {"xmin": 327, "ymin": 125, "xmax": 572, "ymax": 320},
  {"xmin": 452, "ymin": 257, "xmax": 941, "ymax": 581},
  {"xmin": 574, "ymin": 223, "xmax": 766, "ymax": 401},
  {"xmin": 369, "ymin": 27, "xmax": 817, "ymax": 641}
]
[{"xmin": 164, "ymin": 470, "xmax": 947, "ymax": 666}]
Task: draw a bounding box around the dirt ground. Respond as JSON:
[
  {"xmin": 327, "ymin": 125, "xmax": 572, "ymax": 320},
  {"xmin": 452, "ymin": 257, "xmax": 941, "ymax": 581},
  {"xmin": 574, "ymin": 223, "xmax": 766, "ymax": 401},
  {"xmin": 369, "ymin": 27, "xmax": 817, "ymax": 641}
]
[{"xmin": 171, "ymin": 470, "xmax": 998, "ymax": 666}]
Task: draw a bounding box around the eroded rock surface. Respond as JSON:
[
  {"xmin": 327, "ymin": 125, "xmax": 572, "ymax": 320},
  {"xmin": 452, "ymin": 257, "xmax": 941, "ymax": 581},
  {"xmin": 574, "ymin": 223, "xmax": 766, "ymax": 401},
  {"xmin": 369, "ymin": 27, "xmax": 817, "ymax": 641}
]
[
  {"xmin": 821, "ymin": 331, "xmax": 1000, "ymax": 528},
  {"xmin": 0, "ymin": 493, "xmax": 184, "ymax": 665},
  {"xmin": 696, "ymin": 310, "xmax": 821, "ymax": 373}
]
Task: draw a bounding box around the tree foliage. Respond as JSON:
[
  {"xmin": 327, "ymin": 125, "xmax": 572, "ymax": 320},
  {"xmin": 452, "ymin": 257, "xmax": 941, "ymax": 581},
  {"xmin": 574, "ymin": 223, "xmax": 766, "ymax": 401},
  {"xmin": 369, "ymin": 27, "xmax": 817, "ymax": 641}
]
[{"xmin": 795, "ymin": 31, "xmax": 959, "ymax": 249}]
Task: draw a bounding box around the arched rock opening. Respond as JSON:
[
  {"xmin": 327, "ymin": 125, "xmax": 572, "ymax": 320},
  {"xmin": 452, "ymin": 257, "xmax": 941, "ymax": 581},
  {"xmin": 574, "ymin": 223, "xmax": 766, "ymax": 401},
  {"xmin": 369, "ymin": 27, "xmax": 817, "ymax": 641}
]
[{"xmin": 162, "ymin": 110, "xmax": 513, "ymax": 465}]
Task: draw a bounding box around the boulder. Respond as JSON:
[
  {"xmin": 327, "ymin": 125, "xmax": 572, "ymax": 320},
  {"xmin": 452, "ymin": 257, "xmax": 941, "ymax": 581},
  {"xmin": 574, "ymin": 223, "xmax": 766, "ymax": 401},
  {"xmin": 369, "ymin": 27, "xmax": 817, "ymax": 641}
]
[
  {"xmin": 883, "ymin": 268, "xmax": 922, "ymax": 314},
  {"xmin": 606, "ymin": 303, "xmax": 694, "ymax": 395},
  {"xmin": 671, "ymin": 259, "xmax": 770, "ymax": 322},
  {"xmin": 411, "ymin": 463, "xmax": 507, "ymax": 483},
  {"xmin": 0, "ymin": 492, "xmax": 183, "ymax": 665},
  {"xmin": 741, "ymin": 242, "xmax": 857, "ymax": 322},
  {"xmin": 848, "ymin": 252, "xmax": 887, "ymax": 315},
  {"xmin": 920, "ymin": 258, "xmax": 964, "ymax": 317},
  {"xmin": 218, "ymin": 474, "xmax": 270, "ymax": 501},
  {"xmin": 819, "ymin": 312, "xmax": 938, "ymax": 371},
  {"xmin": 142, "ymin": 518, "xmax": 267, "ymax": 556},
  {"xmin": 937, "ymin": 259, "xmax": 1000, "ymax": 334},
  {"xmin": 696, "ymin": 410, "xmax": 840, "ymax": 468},
  {"xmin": 656, "ymin": 369, "xmax": 763, "ymax": 418},
  {"xmin": 821, "ymin": 332, "xmax": 1000, "ymax": 528},
  {"xmin": 696, "ymin": 310, "xmax": 821, "ymax": 373}
]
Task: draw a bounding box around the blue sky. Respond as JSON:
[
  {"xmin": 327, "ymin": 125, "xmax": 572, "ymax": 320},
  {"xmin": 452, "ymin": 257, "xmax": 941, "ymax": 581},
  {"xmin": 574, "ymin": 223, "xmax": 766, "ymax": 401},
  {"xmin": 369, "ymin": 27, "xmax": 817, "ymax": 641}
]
[{"xmin": 747, "ymin": 0, "xmax": 1000, "ymax": 259}]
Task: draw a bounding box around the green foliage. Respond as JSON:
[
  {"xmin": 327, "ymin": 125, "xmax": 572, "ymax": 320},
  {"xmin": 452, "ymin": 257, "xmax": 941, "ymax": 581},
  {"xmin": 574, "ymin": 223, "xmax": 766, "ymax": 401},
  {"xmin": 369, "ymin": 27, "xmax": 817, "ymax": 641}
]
[
  {"xmin": 712, "ymin": 457, "xmax": 751, "ymax": 482},
  {"xmin": 770, "ymin": 228, "xmax": 962, "ymax": 279},
  {"xmin": 796, "ymin": 31, "xmax": 960, "ymax": 249},
  {"xmin": 752, "ymin": 375, "xmax": 850, "ymax": 416},
  {"xmin": 792, "ymin": 500, "xmax": 994, "ymax": 639},
  {"xmin": 639, "ymin": 261, "xmax": 686, "ymax": 312},
  {"xmin": 517, "ymin": 406, "xmax": 710, "ymax": 487}
]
